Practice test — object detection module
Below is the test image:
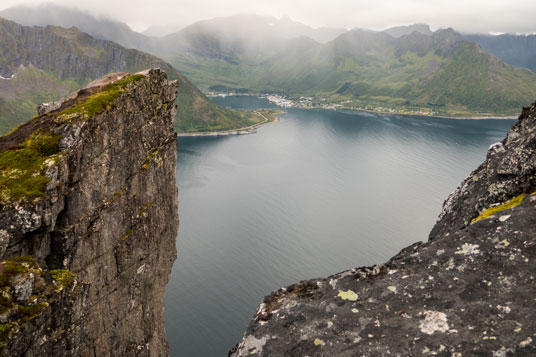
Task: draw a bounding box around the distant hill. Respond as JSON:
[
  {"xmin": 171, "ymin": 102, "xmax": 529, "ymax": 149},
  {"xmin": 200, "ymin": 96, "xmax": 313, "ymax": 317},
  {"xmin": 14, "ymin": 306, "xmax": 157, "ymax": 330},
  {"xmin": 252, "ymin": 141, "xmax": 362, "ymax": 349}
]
[
  {"xmin": 3, "ymin": 4, "xmax": 535, "ymax": 117},
  {"xmin": 465, "ymin": 33, "xmax": 536, "ymax": 72},
  {"xmin": 142, "ymin": 23, "xmax": 185, "ymax": 37},
  {"xmin": 383, "ymin": 24, "xmax": 433, "ymax": 38},
  {"xmin": 0, "ymin": 18, "xmax": 262, "ymax": 134},
  {"xmin": 0, "ymin": 4, "xmax": 153, "ymax": 51},
  {"xmin": 165, "ymin": 24, "xmax": 536, "ymax": 116}
]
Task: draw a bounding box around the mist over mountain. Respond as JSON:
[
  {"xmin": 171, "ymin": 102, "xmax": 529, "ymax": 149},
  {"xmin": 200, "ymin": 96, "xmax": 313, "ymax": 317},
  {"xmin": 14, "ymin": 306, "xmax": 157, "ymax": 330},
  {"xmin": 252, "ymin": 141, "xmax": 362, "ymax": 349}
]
[
  {"xmin": 166, "ymin": 24, "xmax": 536, "ymax": 115},
  {"xmin": 383, "ymin": 23, "xmax": 433, "ymax": 38},
  {"xmin": 466, "ymin": 33, "xmax": 536, "ymax": 72},
  {"xmin": 142, "ymin": 23, "xmax": 185, "ymax": 37},
  {"xmin": 0, "ymin": 17, "xmax": 261, "ymax": 134},
  {"xmin": 2, "ymin": 4, "xmax": 536, "ymax": 116}
]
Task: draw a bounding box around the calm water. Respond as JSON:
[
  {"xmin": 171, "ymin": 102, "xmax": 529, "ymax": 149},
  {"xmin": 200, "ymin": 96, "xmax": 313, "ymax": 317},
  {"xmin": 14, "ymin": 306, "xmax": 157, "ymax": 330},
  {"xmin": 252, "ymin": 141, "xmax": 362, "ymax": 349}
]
[{"xmin": 165, "ymin": 96, "xmax": 513, "ymax": 356}]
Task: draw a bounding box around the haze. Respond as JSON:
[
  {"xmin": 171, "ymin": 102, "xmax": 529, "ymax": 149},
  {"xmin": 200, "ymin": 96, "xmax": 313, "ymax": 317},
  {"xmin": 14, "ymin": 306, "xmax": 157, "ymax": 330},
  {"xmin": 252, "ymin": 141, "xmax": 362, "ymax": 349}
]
[{"xmin": 0, "ymin": 0, "xmax": 535, "ymax": 35}]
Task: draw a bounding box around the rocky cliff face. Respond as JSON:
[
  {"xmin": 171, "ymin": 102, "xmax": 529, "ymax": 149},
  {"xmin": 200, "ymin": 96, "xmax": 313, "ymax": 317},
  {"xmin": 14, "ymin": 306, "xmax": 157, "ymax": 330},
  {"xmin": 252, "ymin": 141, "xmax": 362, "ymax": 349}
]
[
  {"xmin": 0, "ymin": 68, "xmax": 178, "ymax": 356},
  {"xmin": 232, "ymin": 102, "xmax": 536, "ymax": 356}
]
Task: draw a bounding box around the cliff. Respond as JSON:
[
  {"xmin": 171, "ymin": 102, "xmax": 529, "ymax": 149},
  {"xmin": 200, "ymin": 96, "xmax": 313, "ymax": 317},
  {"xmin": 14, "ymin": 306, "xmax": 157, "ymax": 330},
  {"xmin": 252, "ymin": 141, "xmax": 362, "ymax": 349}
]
[
  {"xmin": 232, "ymin": 102, "xmax": 536, "ymax": 356},
  {"xmin": 0, "ymin": 17, "xmax": 261, "ymax": 136},
  {"xmin": 0, "ymin": 68, "xmax": 178, "ymax": 355}
]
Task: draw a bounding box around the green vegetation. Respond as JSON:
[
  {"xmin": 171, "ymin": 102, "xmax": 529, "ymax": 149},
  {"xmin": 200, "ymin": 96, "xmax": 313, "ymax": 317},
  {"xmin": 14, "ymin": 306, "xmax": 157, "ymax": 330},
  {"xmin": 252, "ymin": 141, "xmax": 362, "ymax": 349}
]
[
  {"xmin": 0, "ymin": 131, "xmax": 61, "ymax": 202},
  {"xmin": 0, "ymin": 66, "xmax": 80, "ymax": 135},
  {"xmin": 0, "ymin": 18, "xmax": 269, "ymax": 135},
  {"xmin": 162, "ymin": 29, "xmax": 536, "ymax": 117},
  {"xmin": 58, "ymin": 75, "xmax": 144, "ymax": 119},
  {"xmin": 0, "ymin": 256, "xmax": 72, "ymax": 351},
  {"xmin": 0, "ymin": 256, "xmax": 38, "ymax": 290},
  {"xmin": 49, "ymin": 270, "xmax": 77, "ymax": 292}
]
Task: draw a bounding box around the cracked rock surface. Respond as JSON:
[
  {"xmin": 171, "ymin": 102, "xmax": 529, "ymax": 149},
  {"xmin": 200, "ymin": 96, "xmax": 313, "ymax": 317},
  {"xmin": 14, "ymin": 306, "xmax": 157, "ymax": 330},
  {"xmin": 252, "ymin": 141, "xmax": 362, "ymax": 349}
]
[
  {"xmin": 0, "ymin": 68, "xmax": 178, "ymax": 356},
  {"xmin": 232, "ymin": 102, "xmax": 536, "ymax": 356}
]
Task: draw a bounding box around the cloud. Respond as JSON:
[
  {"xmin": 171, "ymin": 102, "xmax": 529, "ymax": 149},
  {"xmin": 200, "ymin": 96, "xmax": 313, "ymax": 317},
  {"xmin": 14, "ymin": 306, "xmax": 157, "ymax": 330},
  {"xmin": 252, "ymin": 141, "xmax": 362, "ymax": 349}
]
[{"xmin": 1, "ymin": 0, "xmax": 535, "ymax": 34}]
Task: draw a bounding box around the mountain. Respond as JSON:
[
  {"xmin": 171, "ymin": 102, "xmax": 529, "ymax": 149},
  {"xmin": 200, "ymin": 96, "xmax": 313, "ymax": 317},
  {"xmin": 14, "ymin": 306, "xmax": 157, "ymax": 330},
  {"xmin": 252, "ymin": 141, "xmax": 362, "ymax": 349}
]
[
  {"xmin": 0, "ymin": 69, "xmax": 178, "ymax": 355},
  {"xmin": 164, "ymin": 14, "xmax": 346, "ymax": 45},
  {"xmin": 166, "ymin": 25, "xmax": 536, "ymax": 116},
  {"xmin": 0, "ymin": 17, "xmax": 262, "ymax": 134},
  {"xmin": 143, "ymin": 23, "xmax": 185, "ymax": 37},
  {"xmin": 3, "ymin": 5, "xmax": 535, "ymax": 117},
  {"xmin": 383, "ymin": 23, "xmax": 433, "ymax": 38},
  {"xmin": 0, "ymin": 3, "xmax": 153, "ymax": 51},
  {"xmin": 465, "ymin": 33, "xmax": 536, "ymax": 72}
]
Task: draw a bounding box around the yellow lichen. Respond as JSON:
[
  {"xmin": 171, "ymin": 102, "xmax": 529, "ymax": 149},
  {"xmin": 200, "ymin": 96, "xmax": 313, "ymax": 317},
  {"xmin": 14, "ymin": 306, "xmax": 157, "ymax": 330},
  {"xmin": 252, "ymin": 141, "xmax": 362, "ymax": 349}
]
[
  {"xmin": 471, "ymin": 194, "xmax": 527, "ymax": 223},
  {"xmin": 337, "ymin": 289, "xmax": 358, "ymax": 301},
  {"xmin": 314, "ymin": 338, "xmax": 325, "ymax": 346}
]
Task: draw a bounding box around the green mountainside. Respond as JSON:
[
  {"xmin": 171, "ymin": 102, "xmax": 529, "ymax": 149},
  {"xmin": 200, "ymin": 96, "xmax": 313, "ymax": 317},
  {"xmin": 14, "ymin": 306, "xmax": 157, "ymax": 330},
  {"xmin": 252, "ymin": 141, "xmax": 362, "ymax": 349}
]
[
  {"xmin": 3, "ymin": 5, "xmax": 536, "ymax": 118},
  {"xmin": 164, "ymin": 25, "xmax": 536, "ymax": 116},
  {"xmin": 0, "ymin": 17, "xmax": 261, "ymax": 134},
  {"xmin": 466, "ymin": 33, "xmax": 536, "ymax": 72}
]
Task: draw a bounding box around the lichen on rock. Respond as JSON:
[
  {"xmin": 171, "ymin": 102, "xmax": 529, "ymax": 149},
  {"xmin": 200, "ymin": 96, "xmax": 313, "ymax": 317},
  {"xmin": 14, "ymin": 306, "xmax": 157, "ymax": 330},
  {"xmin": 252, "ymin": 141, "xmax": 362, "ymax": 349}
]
[
  {"xmin": 231, "ymin": 101, "xmax": 536, "ymax": 356},
  {"xmin": 0, "ymin": 68, "xmax": 178, "ymax": 356}
]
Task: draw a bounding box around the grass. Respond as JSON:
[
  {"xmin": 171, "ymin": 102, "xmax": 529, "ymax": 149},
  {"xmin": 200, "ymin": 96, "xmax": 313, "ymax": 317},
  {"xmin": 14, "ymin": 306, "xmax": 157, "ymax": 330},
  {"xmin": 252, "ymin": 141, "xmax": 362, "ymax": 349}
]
[
  {"xmin": 0, "ymin": 131, "xmax": 61, "ymax": 202},
  {"xmin": 163, "ymin": 32, "xmax": 536, "ymax": 117},
  {"xmin": 58, "ymin": 74, "xmax": 145, "ymax": 119}
]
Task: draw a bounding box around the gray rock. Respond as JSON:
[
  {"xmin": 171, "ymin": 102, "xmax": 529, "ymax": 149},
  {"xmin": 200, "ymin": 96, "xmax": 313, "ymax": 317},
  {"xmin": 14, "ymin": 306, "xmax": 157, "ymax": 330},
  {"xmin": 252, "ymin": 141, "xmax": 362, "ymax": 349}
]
[
  {"xmin": 0, "ymin": 68, "xmax": 178, "ymax": 356},
  {"xmin": 232, "ymin": 101, "xmax": 536, "ymax": 356},
  {"xmin": 11, "ymin": 272, "xmax": 34, "ymax": 303}
]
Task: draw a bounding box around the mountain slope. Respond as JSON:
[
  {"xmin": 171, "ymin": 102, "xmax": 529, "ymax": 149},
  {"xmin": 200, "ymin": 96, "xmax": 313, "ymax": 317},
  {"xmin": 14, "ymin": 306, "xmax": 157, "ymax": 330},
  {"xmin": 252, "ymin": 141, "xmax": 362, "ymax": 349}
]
[
  {"xmin": 4, "ymin": 5, "xmax": 535, "ymax": 117},
  {"xmin": 0, "ymin": 3, "xmax": 152, "ymax": 51},
  {"xmin": 383, "ymin": 23, "xmax": 433, "ymax": 38},
  {"xmin": 0, "ymin": 17, "xmax": 261, "ymax": 134},
  {"xmin": 465, "ymin": 33, "xmax": 536, "ymax": 72},
  {"xmin": 166, "ymin": 25, "xmax": 536, "ymax": 116}
]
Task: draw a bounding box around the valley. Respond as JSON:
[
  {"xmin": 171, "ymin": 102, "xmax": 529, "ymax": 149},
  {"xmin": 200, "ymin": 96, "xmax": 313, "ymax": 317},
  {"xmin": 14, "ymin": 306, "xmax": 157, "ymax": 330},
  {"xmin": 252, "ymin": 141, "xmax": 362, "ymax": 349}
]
[{"xmin": 2, "ymin": 7, "xmax": 536, "ymax": 121}]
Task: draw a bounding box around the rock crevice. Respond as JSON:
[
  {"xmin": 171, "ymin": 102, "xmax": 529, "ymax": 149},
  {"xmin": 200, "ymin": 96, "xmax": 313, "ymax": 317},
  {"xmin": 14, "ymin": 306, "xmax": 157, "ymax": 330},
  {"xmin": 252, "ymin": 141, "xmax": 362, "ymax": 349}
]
[{"xmin": 0, "ymin": 68, "xmax": 178, "ymax": 356}]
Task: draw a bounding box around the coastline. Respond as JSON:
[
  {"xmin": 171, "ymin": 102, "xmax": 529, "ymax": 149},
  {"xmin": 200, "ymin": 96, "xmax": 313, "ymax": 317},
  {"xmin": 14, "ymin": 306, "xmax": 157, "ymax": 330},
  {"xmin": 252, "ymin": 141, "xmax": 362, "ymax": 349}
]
[
  {"xmin": 176, "ymin": 110, "xmax": 282, "ymax": 137},
  {"xmin": 343, "ymin": 108, "xmax": 519, "ymax": 120}
]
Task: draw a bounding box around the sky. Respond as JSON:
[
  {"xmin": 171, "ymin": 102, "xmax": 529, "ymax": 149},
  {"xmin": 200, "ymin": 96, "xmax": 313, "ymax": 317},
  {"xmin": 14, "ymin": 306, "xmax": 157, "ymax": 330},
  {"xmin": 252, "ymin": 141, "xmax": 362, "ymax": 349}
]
[{"xmin": 0, "ymin": 0, "xmax": 535, "ymax": 34}]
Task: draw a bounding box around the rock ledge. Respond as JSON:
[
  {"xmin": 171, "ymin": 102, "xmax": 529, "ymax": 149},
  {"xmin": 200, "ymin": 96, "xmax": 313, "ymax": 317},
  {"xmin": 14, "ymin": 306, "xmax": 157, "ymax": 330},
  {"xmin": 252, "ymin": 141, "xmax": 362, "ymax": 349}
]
[{"xmin": 232, "ymin": 102, "xmax": 536, "ymax": 356}]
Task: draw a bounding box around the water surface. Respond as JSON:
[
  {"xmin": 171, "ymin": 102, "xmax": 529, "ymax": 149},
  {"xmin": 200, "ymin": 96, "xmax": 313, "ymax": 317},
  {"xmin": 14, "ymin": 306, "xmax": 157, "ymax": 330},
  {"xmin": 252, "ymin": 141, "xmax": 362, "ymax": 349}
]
[{"xmin": 165, "ymin": 96, "xmax": 513, "ymax": 356}]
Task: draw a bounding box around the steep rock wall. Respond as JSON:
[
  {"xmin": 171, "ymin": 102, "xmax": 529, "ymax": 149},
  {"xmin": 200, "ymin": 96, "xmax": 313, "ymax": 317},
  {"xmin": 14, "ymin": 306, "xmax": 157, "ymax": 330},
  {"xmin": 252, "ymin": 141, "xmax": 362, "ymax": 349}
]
[
  {"xmin": 232, "ymin": 102, "xmax": 536, "ymax": 356},
  {"xmin": 0, "ymin": 68, "xmax": 178, "ymax": 356}
]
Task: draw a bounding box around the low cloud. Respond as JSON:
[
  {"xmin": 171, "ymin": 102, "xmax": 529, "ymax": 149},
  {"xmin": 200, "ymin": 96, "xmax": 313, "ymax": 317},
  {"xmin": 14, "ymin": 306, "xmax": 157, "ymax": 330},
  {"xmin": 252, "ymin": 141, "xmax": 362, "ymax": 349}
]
[{"xmin": 1, "ymin": 0, "xmax": 535, "ymax": 34}]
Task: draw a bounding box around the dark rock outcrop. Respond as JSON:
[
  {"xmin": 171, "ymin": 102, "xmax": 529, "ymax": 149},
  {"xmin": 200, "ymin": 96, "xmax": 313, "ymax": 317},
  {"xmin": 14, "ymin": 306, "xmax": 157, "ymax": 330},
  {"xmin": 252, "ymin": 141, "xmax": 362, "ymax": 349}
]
[
  {"xmin": 232, "ymin": 102, "xmax": 536, "ymax": 356},
  {"xmin": 0, "ymin": 68, "xmax": 178, "ymax": 355}
]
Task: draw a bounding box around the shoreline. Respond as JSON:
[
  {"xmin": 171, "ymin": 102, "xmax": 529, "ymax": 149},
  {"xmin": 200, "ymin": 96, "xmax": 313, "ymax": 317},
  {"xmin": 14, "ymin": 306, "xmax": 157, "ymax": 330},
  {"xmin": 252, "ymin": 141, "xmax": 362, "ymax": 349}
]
[
  {"xmin": 341, "ymin": 108, "xmax": 519, "ymax": 120},
  {"xmin": 206, "ymin": 94, "xmax": 519, "ymax": 120},
  {"xmin": 177, "ymin": 111, "xmax": 281, "ymax": 137}
]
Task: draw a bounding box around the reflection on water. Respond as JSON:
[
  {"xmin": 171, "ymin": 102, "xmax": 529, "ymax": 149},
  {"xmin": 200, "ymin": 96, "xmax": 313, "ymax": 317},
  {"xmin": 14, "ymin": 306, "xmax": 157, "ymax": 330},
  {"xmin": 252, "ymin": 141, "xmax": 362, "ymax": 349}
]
[{"xmin": 165, "ymin": 97, "xmax": 514, "ymax": 356}]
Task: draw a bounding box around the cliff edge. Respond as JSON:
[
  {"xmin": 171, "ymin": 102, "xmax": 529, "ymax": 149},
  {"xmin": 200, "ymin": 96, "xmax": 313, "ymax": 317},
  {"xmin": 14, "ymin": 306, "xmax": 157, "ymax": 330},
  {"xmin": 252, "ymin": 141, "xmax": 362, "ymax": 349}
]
[
  {"xmin": 0, "ymin": 68, "xmax": 178, "ymax": 355},
  {"xmin": 232, "ymin": 102, "xmax": 536, "ymax": 356}
]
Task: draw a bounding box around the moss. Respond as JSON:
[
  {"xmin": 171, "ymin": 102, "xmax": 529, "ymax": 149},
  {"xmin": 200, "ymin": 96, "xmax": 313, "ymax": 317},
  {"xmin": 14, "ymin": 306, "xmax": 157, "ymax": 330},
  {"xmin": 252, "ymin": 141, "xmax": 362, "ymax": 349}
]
[
  {"xmin": 141, "ymin": 149, "xmax": 159, "ymax": 170},
  {"xmin": 120, "ymin": 229, "xmax": 134, "ymax": 242},
  {"xmin": 49, "ymin": 270, "xmax": 76, "ymax": 292},
  {"xmin": 471, "ymin": 194, "xmax": 527, "ymax": 223},
  {"xmin": 138, "ymin": 201, "xmax": 152, "ymax": 217},
  {"xmin": 57, "ymin": 74, "xmax": 144, "ymax": 120},
  {"xmin": 0, "ymin": 256, "xmax": 37, "ymax": 288},
  {"xmin": 19, "ymin": 302, "xmax": 48, "ymax": 321},
  {"xmin": 0, "ymin": 322, "xmax": 13, "ymax": 344},
  {"xmin": 0, "ymin": 132, "xmax": 61, "ymax": 202},
  {"xmin": 107, "ymin": 185, "xmax": 127, "ymax": 205}
]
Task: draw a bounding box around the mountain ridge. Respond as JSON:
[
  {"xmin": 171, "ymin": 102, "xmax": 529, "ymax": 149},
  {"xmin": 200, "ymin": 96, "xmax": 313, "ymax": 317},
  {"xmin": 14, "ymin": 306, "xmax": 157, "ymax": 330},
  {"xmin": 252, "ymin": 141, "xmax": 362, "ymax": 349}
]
[
  {"xmin": 0, "ymin": 17, "xmax": 263, "ymax": 134},
  {"xmin": 3, "ymin": 5, "xmax": 536, "ymax": 117}
]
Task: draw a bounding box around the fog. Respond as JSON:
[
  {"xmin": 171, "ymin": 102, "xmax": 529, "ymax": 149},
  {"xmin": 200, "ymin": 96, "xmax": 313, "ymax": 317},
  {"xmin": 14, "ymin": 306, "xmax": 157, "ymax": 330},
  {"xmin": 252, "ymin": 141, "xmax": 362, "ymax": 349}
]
[{"xmin": 1, "ymin": 0, "xmax": 535, "ymax": 34}]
